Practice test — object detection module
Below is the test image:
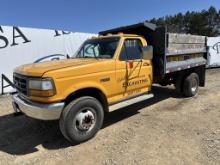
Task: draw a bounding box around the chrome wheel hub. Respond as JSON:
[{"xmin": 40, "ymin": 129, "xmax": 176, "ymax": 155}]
[
  {"xmin": 75, "ymin": 109, "xmax": 95, "ymax": 131},
  {"xmin": 191, "ymin": 78, "xmax": 197, "ymax": 92}
]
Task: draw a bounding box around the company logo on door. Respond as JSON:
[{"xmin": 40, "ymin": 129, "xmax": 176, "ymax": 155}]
[{"xmin": 213, "ymin": 42, "xmax": 220, "ymax": 54}]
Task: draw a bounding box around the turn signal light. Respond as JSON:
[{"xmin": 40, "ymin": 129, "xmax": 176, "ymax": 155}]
[{"xmin": 29, "ymin": 89, "xmax": 55, "ymax": 97}]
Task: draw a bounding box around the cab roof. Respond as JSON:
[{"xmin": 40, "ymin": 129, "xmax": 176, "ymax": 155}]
[
  {"xmin": 98, "ymin": 33, "xmax": 141, "ymax": 38},
  {"xmin": 99, "ymin": 22, "xmax": 157, "ymax": 36}
]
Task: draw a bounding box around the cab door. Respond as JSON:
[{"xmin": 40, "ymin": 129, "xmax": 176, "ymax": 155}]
[{"xmin": 115, "ymin": 38, "xmax": 152, "ymax": 100}]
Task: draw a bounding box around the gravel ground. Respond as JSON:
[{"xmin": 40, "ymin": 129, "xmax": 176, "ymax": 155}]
[{"xmin": 0, "ymin": 68, "xmax": 220, "ymax": 165}]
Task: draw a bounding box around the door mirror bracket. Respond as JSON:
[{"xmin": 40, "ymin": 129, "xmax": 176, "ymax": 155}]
[{"xmin": 142, "ymin": 46, "xmax": 153, "ymax": 60}]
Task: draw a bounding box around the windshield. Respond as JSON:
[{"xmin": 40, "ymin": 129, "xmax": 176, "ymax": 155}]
[{"xmin": 76, "ymin": 37, "xmax": 120, "ymax": 59}]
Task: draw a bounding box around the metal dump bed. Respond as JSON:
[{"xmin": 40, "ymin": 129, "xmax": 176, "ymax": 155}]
[{"xmin": 99, "ymin": 22, "xmax": 207, "ymax": 79}]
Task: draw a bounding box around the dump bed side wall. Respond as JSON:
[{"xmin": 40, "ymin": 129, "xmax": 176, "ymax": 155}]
[
  {"xmin": 166, "ymin": 33, "xmax": 206, "ymax": 55},
  {"xmin": 164, "ymin": 33, "xmax": 207, "ymax": 76}
]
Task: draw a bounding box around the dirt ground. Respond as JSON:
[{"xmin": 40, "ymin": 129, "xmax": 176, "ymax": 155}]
[{"xmin": 0, "ymin": 69, "xmax": 220, "ymax": 165}]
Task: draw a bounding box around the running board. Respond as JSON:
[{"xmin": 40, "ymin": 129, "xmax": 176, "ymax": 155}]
[{"xmin": 109, "ymin": 93, "xmax": 154, "ymax": 112}]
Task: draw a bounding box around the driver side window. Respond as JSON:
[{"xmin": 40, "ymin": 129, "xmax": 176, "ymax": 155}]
[{"xmin": 119, "ymin": 39, "xmax": 143, "ymax": 61}]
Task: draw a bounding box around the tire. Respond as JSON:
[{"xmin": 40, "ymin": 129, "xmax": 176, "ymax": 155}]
[
  {"xmin": 183, "ymin": 73, "xmax": 199, "ymax": 97},
  {"xmin": 159, "ymin": 82, "xmax": 168, "ymax": 86},
  {"xmin": 59, "ymin": 96, "xmax": 104, "ymax": 144}
]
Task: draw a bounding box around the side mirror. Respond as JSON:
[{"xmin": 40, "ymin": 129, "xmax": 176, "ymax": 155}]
[{"xmin": 142, "ymin": 46, "xmax": 153, "ymax": 60}]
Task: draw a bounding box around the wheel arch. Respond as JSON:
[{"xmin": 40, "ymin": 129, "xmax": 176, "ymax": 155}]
[
  {"xmin": 64, "ymin": 87, "xmax": 109, "ymax": 112},
  {"xmin": 173, "ymin": 65, "xmax": 206, "ymax": 90}
]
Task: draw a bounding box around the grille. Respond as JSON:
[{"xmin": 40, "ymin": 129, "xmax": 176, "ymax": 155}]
[{"xmin": 13, "ymin": 74, "xmax": 28, "ymax": 96}]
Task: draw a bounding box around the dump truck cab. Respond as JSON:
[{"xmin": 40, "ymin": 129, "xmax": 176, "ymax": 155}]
[{"xmin": 13, "ymin": 33, "xmax": 153, "ymax": 105}]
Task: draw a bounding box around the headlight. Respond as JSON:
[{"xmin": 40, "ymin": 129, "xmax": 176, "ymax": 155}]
[
  {"xmin": 29, "ymin": 79, "xmax": 53, "ymax": 90},
  {"xmin": 28, "ymin": 78, "xmax": 56, "ymax": 97}
]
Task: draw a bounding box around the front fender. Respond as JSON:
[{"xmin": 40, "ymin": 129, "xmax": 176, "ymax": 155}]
[{"xmin": 62, "ymin": 80, "xmax": 108, "ymax": 100}]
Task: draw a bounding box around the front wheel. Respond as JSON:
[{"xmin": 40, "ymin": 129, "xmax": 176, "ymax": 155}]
[
  {"xmin": 183, "ymin": 73, "xmax": 199, "ymax": 97},
  {"xmin": 59, "ymin": 96, "xmax": 104, "ymax": 144}
]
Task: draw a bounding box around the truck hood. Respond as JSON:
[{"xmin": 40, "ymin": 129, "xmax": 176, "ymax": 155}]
[{"xmin": 14, "ymin": 58, "xmax": 103, "ymax": 77}]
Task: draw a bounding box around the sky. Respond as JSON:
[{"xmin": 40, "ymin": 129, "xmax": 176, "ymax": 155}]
[{"xmin": 0, "ymin": 0, "xmax": 219, "ymax": 33}]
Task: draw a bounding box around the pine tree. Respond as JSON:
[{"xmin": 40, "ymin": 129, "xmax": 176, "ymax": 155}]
[{"xmin": 148, "ymin": 6, "xmax": 220, "ymax": 37}]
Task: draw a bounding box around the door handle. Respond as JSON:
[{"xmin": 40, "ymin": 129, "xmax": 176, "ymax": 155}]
[{"xmin": 127, "ymin": 61, "xmax": 134, "ymax": 69}]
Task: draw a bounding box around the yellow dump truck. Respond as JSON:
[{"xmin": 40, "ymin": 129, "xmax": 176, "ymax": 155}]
[{"xmin": 12, "ymin": 22, "xmax": 207, "ymax": 143}]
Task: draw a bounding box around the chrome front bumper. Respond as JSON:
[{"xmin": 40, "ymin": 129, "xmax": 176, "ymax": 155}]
[{"xmin": 12, "ymin": 94, "xmax": 65, "ymax": 120}]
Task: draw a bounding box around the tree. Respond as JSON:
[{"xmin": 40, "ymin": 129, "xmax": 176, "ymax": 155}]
[{"xmin": 148, "ymin": 6, "xmax": 220, "ymax": 36}]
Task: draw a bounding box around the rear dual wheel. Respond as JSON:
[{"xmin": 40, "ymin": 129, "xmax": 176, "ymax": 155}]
[
  {"xmin": 183, "ymin": 73, "xmax": 199, "ymax": 97},
  {"xmin": 175, "ymin": 72, "xmax": 199, "ymax": 97}
]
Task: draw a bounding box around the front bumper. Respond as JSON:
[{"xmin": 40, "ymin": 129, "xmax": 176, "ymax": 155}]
[{"xmin": 12, "ymin": 93, "xmax": 65, "ymax": 120}]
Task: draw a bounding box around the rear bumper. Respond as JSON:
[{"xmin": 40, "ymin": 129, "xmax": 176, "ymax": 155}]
[{"xmin": 12, "ymin": 94, "xmax": 65, "ymax": 120}]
